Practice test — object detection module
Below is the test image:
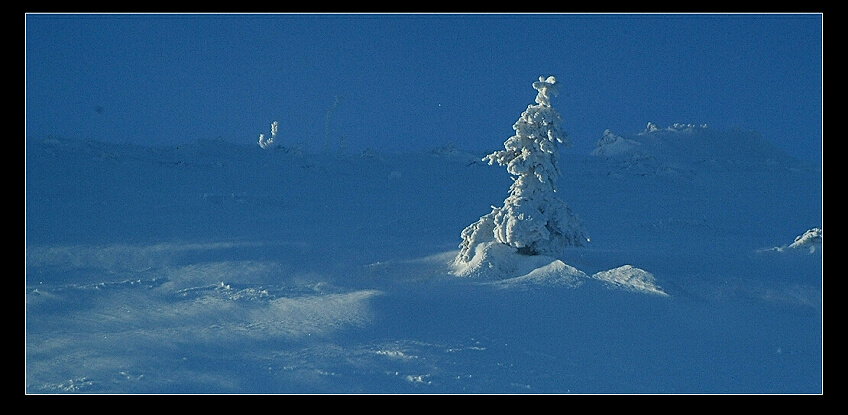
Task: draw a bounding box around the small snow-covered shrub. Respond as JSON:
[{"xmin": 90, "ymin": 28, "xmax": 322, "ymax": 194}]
[
  {"xmin": 759, "ymin": 227, "xmax": 823, "ymax": 254},
  {"xmin": 258, "ymin": 121, "xmax": 278, "ymax": 149},
  {"xmin": 788, "ymin": 227, "xmax": 822, "ymax": 253}
]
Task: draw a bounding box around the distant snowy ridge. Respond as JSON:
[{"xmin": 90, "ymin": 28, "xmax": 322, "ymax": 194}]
[
  {"xmin": 591, "ymin": 122, "xmax": 800, "ymax": 175},
  {"xmin": 641, "ymin": 122, "xmax": 709, "ymax": 135},
  {"xmin": 590, "ymin": 129, "xmax": 641, "ymax": 157}
]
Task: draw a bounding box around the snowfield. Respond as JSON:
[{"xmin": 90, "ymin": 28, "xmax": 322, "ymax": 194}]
[{"xmin": 25, "ymin": 124, "xmax": 822, "ymax": 394}]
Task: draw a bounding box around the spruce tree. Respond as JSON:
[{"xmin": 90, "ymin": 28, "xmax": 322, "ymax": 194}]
[{"xmin": 457, "ymin": 76, "xmax": 587, "ymax": 262}]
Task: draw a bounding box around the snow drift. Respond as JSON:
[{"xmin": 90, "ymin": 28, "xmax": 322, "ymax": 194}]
[{"xmin": 26, "ymin": 99, "xmax": 821, "ymax": 393}]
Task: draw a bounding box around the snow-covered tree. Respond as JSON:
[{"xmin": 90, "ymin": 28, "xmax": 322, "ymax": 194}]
[
  {"xmin": 258, "ymin": 121, "xmax": 278, "ymax": 149},
  {"xmin": 457, "ymin": 76, "xmax": 587, "ymax": 262}
]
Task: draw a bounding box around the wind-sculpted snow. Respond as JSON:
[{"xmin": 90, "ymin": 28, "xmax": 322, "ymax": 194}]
[
  {"xmin": 26, "ymin": 128, "xmax": 821, "ymax": 393},
  {"xmin": 26, "ymin": 241, "xmax": 381, "ymax": 393},
  {"xmin": 26, "ymin": 241, "xmax": 266, "ymax": 273},
  {"xmin": 590, "ymin": 265, "xmax": 668, "ymax": 296},
  {"xmin": 788, "ymin": 228, "xmax": 823, "ymax": 252},
  {"xmin": 451, "ymin": 240, "xmax": 585, "ymax": 283},
  {"xmin": 448, "ymin": 241, "xmax": 668, "ymax": 296},
  {"xmin": 759, "ymin": 227, "xmax": 823, "ymax": 254},
  {"xmin": 485, "ymin": 259, "xmax": 586, "ymax": 290}
]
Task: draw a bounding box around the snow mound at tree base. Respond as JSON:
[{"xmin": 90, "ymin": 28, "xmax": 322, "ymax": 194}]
[
  {"xmin": 486, "ymin": 259, "xmax": 587, "ymax": 290},
  {"xmin": 450, "ymin": 242, "xmax": 668, "ymax": 296},
  {"xmin": 451, "ymin": 241, "xmax": 585, "ymax": 284}
]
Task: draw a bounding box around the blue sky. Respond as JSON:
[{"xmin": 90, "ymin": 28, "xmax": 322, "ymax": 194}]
[{"xmin": 26, "ymin": 13, "xmax": 822, "ymax": 163}]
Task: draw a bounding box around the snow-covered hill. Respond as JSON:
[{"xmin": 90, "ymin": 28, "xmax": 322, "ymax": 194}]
[
  {"xmin": 25, "ymin": 126, "xmax": 822, "ymax": 394},
  {"xmin": 591, "ymin": 123, "xmax": 802, "ymax": 178}
]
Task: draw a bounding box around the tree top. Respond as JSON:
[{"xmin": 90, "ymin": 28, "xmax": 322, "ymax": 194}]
[{"xmin": 532, "ymin": 76, "xmax": 558, "ymax": 107}]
